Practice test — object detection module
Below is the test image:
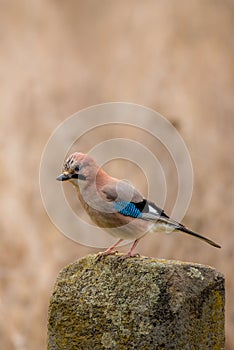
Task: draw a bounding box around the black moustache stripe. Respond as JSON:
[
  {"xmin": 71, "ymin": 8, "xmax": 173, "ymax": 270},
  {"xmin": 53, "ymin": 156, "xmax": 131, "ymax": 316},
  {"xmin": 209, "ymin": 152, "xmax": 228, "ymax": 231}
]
[{"xmin": 71, "ymin": 174, "xmax": 86, "ymax": 181}]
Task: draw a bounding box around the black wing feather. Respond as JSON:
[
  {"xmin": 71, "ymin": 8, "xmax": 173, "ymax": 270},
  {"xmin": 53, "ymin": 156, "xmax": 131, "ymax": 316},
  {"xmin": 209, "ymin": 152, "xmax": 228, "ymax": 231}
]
[{"xmin": 133, "ymin": 199, "xmax": 169, "ymax": 218}]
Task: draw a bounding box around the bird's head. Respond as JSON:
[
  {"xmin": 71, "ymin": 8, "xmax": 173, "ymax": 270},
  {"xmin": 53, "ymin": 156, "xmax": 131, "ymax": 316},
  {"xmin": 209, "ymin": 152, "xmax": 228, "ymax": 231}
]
[{"xmin": 56, "ymin": 152, "xmax": 99, "ymax": 185}]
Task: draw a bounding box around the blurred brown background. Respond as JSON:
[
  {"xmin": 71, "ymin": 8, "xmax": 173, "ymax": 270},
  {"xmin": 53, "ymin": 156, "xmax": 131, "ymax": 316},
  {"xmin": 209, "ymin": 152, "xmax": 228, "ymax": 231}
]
[{"xmin": 1, "ymin": 1, "xmax": 234, "ymax": 349}]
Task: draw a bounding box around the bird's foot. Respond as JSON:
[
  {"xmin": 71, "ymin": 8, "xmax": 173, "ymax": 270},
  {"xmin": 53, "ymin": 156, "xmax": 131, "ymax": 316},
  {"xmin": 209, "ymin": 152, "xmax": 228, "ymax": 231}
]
[
  {"xmin": 118, "ymin": 252, "xmax": 140, "ymax": 261},
  {"xmin": 96, "ymin": 250, "xmax": 118, "ymax": 261}
]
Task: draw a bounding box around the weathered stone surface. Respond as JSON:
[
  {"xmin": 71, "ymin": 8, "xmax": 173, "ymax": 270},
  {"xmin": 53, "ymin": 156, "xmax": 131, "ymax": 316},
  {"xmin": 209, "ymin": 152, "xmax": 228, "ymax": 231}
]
[{"xmin": 47, "ymin": 255, "xmax": 224, "ymax": 350}]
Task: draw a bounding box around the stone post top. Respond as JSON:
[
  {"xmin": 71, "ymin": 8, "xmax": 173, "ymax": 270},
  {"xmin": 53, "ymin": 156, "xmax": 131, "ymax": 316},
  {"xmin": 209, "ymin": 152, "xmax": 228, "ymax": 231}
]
[{"xmin": 57, "ymin": 254, "xmax": 223, "ymax": 282}]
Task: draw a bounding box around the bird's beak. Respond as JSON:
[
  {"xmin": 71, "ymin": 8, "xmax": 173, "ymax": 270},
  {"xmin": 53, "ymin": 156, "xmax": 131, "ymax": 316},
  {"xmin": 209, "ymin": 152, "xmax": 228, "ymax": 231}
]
[{"xmin": 56, "ymin": 173, "xmax": 71, "ymax": 181}]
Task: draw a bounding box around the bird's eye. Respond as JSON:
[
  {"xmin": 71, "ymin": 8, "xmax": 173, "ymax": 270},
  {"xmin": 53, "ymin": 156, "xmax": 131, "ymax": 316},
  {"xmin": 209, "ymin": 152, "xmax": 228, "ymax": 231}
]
[{"xmin": 74, "ymin": 165, "xmax": 80, "ymax": 172}]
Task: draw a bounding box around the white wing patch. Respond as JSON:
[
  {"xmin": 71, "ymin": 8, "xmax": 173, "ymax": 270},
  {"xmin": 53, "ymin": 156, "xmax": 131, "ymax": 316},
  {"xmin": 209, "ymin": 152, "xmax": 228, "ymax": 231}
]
[
  {"xmin": 148, "ymin": 204, "xmax": 159, "ymax": 215},
  {"xmin": 141, "ymin": 203, "xmax": 161, "ymax": 221}
]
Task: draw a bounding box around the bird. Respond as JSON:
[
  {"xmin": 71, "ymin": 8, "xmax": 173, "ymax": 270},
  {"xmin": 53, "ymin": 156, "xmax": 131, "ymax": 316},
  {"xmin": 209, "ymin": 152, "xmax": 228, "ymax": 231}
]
[{"xmin": 56, "ymin": 152, "xmax": 221, "ymax": 259}]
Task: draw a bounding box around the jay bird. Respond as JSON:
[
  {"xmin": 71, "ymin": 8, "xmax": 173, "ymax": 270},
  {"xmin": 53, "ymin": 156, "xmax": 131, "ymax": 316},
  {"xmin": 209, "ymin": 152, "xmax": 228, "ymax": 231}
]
[{"xmin": 57, "ymin": 152, "xmax": 221, "ymax": 258}]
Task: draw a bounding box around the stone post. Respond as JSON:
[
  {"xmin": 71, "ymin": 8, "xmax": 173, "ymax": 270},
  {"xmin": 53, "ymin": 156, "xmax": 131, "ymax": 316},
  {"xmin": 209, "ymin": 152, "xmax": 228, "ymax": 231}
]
[{"xmin": 47, "ymin": 255, "xmax": 224, "ymax": 350}]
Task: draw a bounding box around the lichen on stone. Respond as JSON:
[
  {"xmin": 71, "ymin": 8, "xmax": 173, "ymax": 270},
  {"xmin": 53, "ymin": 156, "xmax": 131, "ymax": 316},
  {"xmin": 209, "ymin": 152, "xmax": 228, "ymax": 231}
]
[{"xmin": 187, "ymin": 267, "xmax": 204, "ymax": 280}]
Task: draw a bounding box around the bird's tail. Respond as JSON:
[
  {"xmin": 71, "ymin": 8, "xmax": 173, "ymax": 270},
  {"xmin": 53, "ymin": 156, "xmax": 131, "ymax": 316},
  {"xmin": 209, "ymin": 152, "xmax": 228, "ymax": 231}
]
[{"xmin": 178, "ymin": 226, "xmax": 221, "ymax": 248}]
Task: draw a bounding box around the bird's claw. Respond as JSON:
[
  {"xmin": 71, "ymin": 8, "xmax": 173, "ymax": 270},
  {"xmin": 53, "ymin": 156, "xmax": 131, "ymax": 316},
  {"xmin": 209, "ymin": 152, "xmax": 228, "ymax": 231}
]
[
  {"xmin": 117, "ymin": 252, "xmax": 141, "ymax": 261},
  {"xmin": 96, "ymin": 250, "xmax": 118, "ymax": 261}
]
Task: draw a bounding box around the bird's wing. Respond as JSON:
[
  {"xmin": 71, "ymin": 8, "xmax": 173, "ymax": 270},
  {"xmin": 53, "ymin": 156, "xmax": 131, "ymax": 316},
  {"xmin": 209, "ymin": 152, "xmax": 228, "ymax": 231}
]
[
  {"xmin": 101, "ymin": 180, "xmax": 178, "ymax": 223},
  {"xmin": 101, "ymin": 182, "xmax": 221, "ymax": 247}
]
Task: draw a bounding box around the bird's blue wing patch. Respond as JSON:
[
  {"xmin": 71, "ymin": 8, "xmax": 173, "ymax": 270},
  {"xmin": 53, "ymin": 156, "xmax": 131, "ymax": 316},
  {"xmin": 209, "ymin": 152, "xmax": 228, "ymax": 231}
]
[{"xmin": 114, "ymin": 201, "xmax": 142, "ymax": 218}]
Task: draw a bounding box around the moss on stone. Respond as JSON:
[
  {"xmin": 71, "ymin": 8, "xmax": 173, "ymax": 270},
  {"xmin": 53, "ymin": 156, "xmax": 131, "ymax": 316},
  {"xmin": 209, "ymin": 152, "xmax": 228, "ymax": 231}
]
[{"xmin": 47, "ymin": 254, "xmax": 224, "ymax": 350}]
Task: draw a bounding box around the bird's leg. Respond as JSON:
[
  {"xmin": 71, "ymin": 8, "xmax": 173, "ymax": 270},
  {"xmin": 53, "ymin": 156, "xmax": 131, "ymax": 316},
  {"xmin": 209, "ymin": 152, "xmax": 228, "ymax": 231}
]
[
  {"xmin": 118, "ymin": 239, "xmax": 141, "ymax": 260},
  {"xmin": 96, "ymin": 239, "xmax": 123, "ymax": 261}
]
